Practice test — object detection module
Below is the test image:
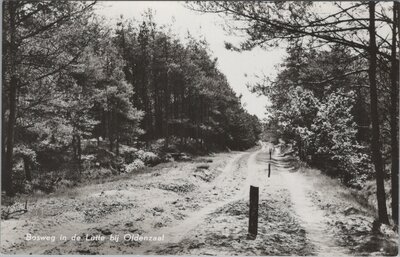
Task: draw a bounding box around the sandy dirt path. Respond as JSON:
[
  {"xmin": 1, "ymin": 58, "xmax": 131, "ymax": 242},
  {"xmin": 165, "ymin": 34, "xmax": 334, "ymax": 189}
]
[
  {"xmin": 134, "ymin": 150, "xmax": 250, "ymax": 253},
  {"xmin": 145, "ymin": 143, "xmax": 396, "ymax": 256},
  {"xmin": 150, "ymin": 142, "xmax": 315, "ymax": 255},
  {"xmin": 1, "ymin": 142, "xmax": 397, "ymax": 255},
  {"xmin": 273, "ymin": 150, "xmax": 350, "ymax": 256},
  {"xmin": 1, "ymin": 148, "xmax": 257, "ymax": 255}
]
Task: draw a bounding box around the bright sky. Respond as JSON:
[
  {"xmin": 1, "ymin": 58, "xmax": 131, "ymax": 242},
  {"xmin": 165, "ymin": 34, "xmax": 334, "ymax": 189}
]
[{"xmin": 95, "ymin": 1, "xmax": 287, "ymax": 120}]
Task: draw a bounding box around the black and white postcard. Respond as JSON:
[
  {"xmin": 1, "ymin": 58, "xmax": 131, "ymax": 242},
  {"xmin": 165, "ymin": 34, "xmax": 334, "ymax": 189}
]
[{"xmin": 1, "ymin": 1, "xmax": 399, "ymax": 256}]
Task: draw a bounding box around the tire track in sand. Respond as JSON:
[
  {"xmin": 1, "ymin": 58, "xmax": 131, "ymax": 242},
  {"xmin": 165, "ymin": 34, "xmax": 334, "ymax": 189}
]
[
  {"xmin": 272, "ymin": 148, "xmax": 350, "ymax": 256},
  {"xmin": 138, "ymin": 147, "xmax": 264, "ymax": 254}
]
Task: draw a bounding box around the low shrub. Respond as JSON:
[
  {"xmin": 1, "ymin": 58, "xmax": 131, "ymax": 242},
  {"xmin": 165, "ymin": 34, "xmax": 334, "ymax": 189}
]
[
  {"xmin": 81, "ymin": 154, "xmax": 96, "ymax": 170},
  {"xmin": 123, "ymin": 159, "xmax": 145, "ymax": 173},
  {"xmin": 138, "ymin": 151, "xmax": 160, "ymax": 165},
  {"xmin": 120, "ymin": 145, "xmax": 139, "ymax": 163}
]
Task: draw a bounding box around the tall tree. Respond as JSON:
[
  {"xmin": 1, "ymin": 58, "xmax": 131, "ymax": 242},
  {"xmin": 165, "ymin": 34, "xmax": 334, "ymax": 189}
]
[
  {"xmin": 190, "ymin": 1, "xmax": 395, "ymax": 224},
  {"xmin": 2, "ymin": 1, "xmax": 95, "ymax": 195},
  {"xmin": 389, "ymin": 1, "xmax": 399, "ymax": 225},
  {"xmin": 368, "ymin": 2, "xmax": 389, "ymax": 224}
]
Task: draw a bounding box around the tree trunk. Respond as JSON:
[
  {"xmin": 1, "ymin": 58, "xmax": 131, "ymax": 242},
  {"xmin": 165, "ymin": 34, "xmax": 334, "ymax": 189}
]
[
  {"xmin": 108, "ymin": 110, "xmax": 113, "ymax": 152},
  {"xmin": 2, "ymin": 2, "xmax": 8, "ymax": 193},
  {"xmin": 154, "ymin": 80, "xmax": 162, "ymax": 137},
  {"xmin": 390, "ymin": 1, "xmax": 399, "ymax": 225},
  {"xmin": 77, "ymin": 134, "xmax": 82, "ymax": 173},
  {"xmin": 368, "ymin": 2, "xmax": 389, "ymax": 224},
  {"xmin": 3, "ymin": 2, "xmax": 18, "ymax": 196},
  {"xmin": 1, "ymin": 109, "xmax": 7, "ymax": 190},
  {"xmin": 23, "ymin": 156, "xmax": 32, "ymax": 182},
  {"xmin": 102, "ymin": 108, "xmax": 107, "ymax": 139},
  {"xmin": 72, "ymin": 135, "xmax": 77, "ymax": 159},
  {"xmin": 164, "ymin": 41, "xmax": 170, "ymax": 147},
  {"xmin": 298, "ymin": 139, "xmax": 303, "ymax": 161},
  {"xmin": 116, "ymin": 136, "xmax": 120, "ymax": 157},
  {"xmin": 141, "ymin": 60, "xmax": 150, "ymax": 140}
]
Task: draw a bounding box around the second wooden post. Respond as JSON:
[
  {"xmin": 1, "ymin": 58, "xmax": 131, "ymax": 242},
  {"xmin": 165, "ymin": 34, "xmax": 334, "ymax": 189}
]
[{"xmin": 268, "ymin": 163, "xmax": 271, "ymax": 177}]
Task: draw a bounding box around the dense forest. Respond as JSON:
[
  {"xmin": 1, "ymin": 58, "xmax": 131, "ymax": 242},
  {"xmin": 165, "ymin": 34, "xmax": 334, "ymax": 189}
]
[
  {"xmin": 1, "ymin": 2, "xmax": 262, "ymax": 197},
  {"xmin": 190, "ymin": 2, "xmax": 399, "ymax": 226}
]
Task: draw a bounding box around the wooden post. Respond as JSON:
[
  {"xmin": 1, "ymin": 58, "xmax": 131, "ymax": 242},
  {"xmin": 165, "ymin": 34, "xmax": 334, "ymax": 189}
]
[
  {"xmin": 269, "ymin": 149, "xmax": 272, "ymax": 160},
  {"xmin": 248, "ymin": 186, "xmax": 259, "ymax": 239},
  {"xmin": 268, "ymin": 163, "xmax": 271, "ymax": 177}
]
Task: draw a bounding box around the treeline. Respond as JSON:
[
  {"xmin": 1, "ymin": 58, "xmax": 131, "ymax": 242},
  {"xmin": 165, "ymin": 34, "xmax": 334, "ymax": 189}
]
[
  {"xmin": 2, "ymin": 2, "xmax": 261, "ymax": 196},
  {"xmin": 191, "ymin": 2, "xmax": 399, "ymax": 225},
  {"xmin": 264, "ymin": 44, "xmax": 375, "ymax": 183},
  {"xmin": 113, "ymin": 13, "xmax": 261, "ymax": 150}
]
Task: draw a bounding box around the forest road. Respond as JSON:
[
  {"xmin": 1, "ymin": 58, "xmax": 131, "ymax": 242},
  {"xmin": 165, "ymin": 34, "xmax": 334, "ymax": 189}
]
[
  {"xmin": 134, "ymin": 142, "xmax": 266, "ymax": 254},
  {"xmin": 1, "ymin": 142, "xmax": 395, "ymax": 255},
  {"xmin": 145, "ymin": 142, "xmax": 351, "ymax": 256},
  {"xmin": 1, "ymin": 145, "xmax": 261, "ymax": 255}
]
